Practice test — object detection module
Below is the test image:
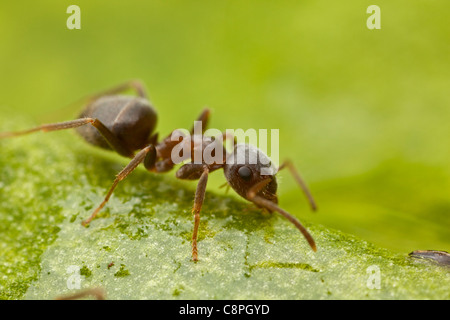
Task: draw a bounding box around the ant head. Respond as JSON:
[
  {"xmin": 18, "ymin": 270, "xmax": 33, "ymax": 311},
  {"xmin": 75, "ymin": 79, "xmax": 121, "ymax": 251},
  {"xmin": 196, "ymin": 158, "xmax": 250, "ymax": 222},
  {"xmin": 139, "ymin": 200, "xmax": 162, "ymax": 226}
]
[
  {"xmin": 223, "ymin": 143, "xmax": 278, "ymax": 203},
  {"xmin": 223, "ymin": 143, "xmax": 317, "ymax": 252}
]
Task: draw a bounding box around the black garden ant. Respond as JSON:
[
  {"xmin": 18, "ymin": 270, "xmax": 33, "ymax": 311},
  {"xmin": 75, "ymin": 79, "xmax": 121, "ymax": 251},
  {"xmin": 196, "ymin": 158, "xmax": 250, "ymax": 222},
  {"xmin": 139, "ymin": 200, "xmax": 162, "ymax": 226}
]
[{"xmin": 0, "ymin": 80, "xmax": 317, "ymax": 261}]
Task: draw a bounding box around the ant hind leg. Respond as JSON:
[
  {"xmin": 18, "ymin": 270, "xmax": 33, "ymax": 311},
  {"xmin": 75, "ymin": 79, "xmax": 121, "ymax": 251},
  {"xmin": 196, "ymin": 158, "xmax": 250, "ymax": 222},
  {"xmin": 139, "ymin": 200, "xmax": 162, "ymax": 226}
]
[
  {"xmin": 0, "ymin": 117, "xmax": 134, "ymax": 158},
  {"xmin": 75, "ymin": 80, "xmax": 149, "ymax": 106}
]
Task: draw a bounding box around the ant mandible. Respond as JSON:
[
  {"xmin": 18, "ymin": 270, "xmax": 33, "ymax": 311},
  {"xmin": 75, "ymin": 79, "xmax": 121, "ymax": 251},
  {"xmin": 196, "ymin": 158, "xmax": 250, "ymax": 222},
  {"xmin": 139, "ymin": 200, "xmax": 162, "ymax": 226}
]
[{"xmin": 0, "ymin": 80, "xmax": 318, "ymax": 261}]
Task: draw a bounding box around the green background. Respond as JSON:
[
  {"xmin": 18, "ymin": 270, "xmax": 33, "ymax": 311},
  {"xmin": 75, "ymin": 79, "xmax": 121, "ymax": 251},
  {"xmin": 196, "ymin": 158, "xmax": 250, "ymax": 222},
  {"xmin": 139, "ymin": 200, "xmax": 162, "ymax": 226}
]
[{"xmin": 0, "ymin": 0, "xmax": 449, "ymax": 284}]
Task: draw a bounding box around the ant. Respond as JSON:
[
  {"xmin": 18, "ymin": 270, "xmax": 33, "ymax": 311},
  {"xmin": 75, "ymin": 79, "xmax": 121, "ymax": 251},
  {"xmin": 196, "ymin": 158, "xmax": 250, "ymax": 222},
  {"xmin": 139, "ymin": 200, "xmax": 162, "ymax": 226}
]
[{"xmin": 0, "ymin": 80, "xmax": 318, "ymax": 261}]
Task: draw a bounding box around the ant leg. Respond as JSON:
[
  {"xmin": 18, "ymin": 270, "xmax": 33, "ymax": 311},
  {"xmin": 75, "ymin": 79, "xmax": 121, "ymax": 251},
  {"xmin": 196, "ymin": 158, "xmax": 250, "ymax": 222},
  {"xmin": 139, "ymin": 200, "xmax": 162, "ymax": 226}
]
[
  {"xmin": 91, "ymin": 80, "xmax": 148, "ymax": 99},
  {"xmin": 111, "ymin": 80, "xmax": 148, "ymax": 99},
  {"xmin": 0, "ymin": 118, "xmax": 133, "ymax": 158},
  {"xmin": 278, "ymin": 160, "xmax": 317, "ymax": 211},
  {"xmin": 55, "ymin": 287, "xmax": 106, "ymax": 300},
  {"xmin": 58, "ymin": 80, "xmax": 149, "ymax": 117},
  {"xmin": 77, "ymin": 80, "xmax": 149, "ymax": 105},
  {"xmin": 191, "ymin": 168, "xmax": 209, "ymax": 261},
  {"xmin": 160, "ymin": 108, "xmax": 211, "ymax": 144},
  {"xmin": 57, "ymin": 80, "xmax": 148, "ymax": 117},
  {"xmin": 246, "ymin": 179, "xmax": 316, "ymax": 252},
  {"xmin": 176, "ymin": 163, "xmax": 211, "ymax": 260},
  {"xmin": 190, "ymin": 108, "xmax": 211, "ymax": 134},
  {"xmin": 82, "ymin": 145, "xmax": 156, "ymax": 226}
]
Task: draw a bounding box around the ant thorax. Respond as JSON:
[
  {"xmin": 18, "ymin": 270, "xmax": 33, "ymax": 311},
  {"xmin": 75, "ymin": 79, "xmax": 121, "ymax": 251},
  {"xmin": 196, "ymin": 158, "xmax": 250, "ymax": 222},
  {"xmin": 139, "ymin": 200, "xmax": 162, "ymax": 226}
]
[{"xmin": 169, "ymin": 131, "xmax": 226, "ymax": 166}]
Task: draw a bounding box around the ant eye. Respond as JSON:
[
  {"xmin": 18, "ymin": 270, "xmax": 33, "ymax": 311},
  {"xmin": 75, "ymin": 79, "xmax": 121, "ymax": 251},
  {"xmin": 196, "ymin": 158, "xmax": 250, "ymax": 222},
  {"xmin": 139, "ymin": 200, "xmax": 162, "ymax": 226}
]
[{"xmin": 238, "ymin": 166, "xmax": 252, "ymax": 181}]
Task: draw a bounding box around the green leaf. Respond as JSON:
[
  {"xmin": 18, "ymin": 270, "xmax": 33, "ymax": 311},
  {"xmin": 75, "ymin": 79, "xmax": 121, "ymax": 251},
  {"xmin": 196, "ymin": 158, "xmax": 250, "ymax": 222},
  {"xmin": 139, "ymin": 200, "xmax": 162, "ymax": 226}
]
[{"xmin": 0, "ymin": 116, "xmax": 448, "ymax": 300}]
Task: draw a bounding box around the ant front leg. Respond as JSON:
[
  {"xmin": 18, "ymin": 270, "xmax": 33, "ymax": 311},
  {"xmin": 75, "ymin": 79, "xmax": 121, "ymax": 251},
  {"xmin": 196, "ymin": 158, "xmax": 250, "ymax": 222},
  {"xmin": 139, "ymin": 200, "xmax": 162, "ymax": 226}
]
[
  {"xmin": 82, "ymin": 145, "xmax": 156, "ymax": 226},
  {"xmin": 176, "ymin": 163, "xmax": 210, "ymax": 261},
  {"xmin": 246, "ymin": 179, "xmax": 317, "ymax": 252}
]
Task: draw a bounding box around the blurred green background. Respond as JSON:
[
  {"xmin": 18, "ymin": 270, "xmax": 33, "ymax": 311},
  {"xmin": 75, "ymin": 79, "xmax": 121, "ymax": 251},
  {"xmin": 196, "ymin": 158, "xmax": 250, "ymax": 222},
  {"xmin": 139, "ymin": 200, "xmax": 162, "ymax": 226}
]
[{"xmin": 0, "ymin": 0, "xmax": 448, "ymax": 254}]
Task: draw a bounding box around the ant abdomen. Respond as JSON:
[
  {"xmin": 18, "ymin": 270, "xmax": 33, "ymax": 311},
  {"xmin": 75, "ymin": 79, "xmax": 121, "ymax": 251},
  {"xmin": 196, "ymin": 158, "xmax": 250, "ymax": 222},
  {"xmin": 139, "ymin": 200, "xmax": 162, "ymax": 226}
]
[{"xmin": 77, "ymin": 95, "xmax": 157, "ymax": 152}]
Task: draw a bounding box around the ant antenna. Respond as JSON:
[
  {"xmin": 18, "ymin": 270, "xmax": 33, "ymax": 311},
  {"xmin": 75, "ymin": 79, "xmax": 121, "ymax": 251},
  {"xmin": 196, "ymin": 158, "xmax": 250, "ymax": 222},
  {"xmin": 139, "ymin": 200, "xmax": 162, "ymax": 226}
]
[{"xmin": 278, "ymin": 160, "xmax": 317, "ymax": 211}]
